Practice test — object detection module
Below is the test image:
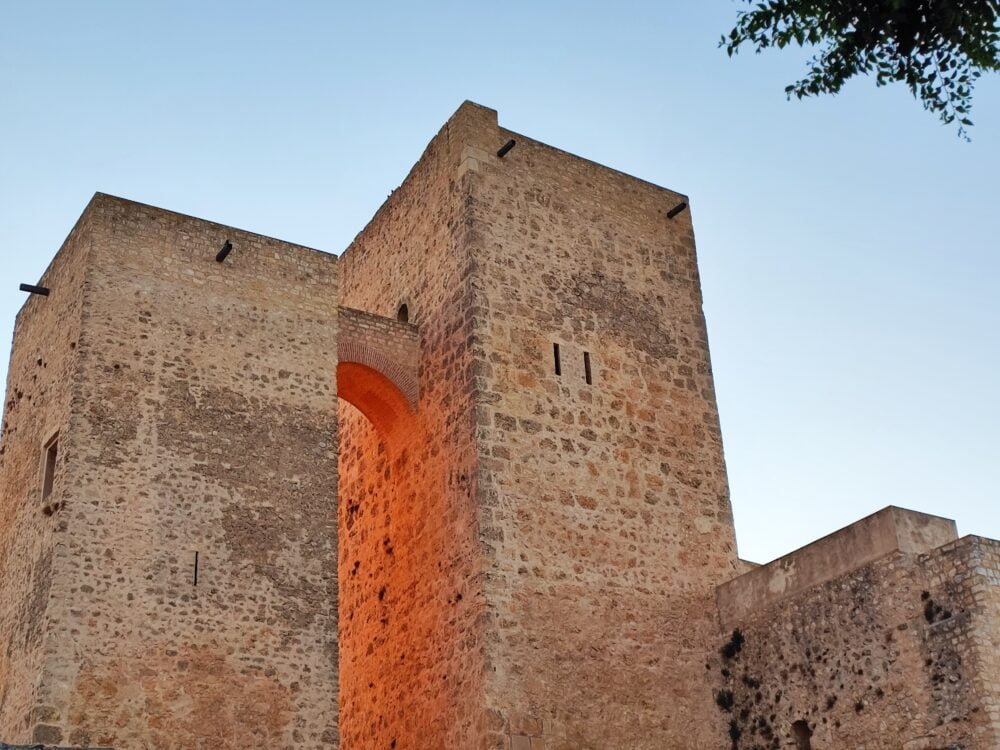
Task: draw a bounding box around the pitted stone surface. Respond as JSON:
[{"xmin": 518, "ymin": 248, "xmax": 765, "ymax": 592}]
[{"xmin": 711, "ymin": 533, "xmax": 1000, "ymax": 749}]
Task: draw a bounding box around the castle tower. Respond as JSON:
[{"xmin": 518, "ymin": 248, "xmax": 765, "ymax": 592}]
[
  {"xmin": 0, "ymin": 197, "xmax": 344, "ymax": 747},
  {"xmin": 336, "ymin": 102, "xmax": 741, "ymax": 748},
  {"xmin": 1, "ymin": 102, "xmax": 742, "ymax": 748}
]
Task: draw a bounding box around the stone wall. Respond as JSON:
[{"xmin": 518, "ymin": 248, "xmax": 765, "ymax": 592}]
[
  {"xmin": 2, "ymin": 102, "xmax": 997, "ymax": 750},
  {"xmin": 11, "ymin": 195, "xmax": 342, "ymax": 748},
  {"xmin": 971, "ymin": 537, "xmax": 1000, "ymax": 741},
  {"xmin": 337, "ymin": 100, "xmax": 745, "ymax": 748},
  {"xmin": 712, "ymin": 512, "xmax": 1000, "ymax": 749},
  {"xmin": 717, "ymin": 507, "xmax": 958, "ymax": 626},
  {"xmin": 464, "ymin": 112, "xmax": 741, "ymax": 749},
  {"xmin": 335, "ymin": 103, "xmax": 496, "ymax": 748},
  {"xmin": 0, "ymin": 209, "xmax": 91, "ymax": 741}
]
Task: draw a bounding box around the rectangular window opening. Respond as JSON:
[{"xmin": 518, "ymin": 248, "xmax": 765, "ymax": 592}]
[
  {"xmin": 41, "ymin": 433, "xmax": 58, "ymax": 503},
  {"xmin": 193, "ymin": 551, "xmax": 200, "ymax": 586},
  {"xmin": 553, "ymin": 343, "xmax": 561, "ymax": 376},
  {"xmin": 584, "ymin": 351, "xmax": 592, "ymax": 385}
]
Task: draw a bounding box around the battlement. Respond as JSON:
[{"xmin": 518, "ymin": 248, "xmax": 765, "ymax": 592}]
[{"xmin": 717, "ymin": 506, "xmax": 958, "ymax": 626}]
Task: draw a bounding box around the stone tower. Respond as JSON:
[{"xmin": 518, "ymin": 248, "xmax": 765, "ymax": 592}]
[
  {"xmin": 0, "ymin": 195, "xmax": 344, "ymax": 747},
  {"xmin": 335, "ymin": 102, "xmax": 740, "ymax": 749},
  {"xmin": 2, "ymin": 102, "xmax": 996, "ymax": 750}
]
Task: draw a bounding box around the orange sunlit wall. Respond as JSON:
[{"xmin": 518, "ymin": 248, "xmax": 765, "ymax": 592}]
[
  {"xmin": 334, "ymin": 104, "xmax": 495, "ymax": 748},
  {"xmin": 336, "ymin": 369, "xmax": 483, "ymax": 747}
]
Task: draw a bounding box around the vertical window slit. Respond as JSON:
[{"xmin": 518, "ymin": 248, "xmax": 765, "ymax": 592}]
[
  {"xmin": 553, "ymin": 343, "xmax": 561, "ymax": 376},
  {"xmin": 584, "ymin": 351, "xmax": 592, "ymax": 385},
  {"xmin": 41, "ymin": 433, "xmax": 58, "ymax": 503},
  {"xmin": 193, "ymin": 551, "xmax": 199, "ymax": 586}
]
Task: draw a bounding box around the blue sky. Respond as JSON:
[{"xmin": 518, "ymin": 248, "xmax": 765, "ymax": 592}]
[{"xmin": 1, "ymin": 1, "xmax": 997, "ymax": 563}]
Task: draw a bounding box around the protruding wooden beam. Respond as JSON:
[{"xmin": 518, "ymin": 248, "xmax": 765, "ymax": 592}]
[{"xmin": 216, "ymin": 240, "xmax": 233, "ymax": 263}]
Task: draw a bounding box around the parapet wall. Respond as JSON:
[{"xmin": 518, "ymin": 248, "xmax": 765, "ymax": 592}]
[
  {"xmin": 712, "ymin": 511, "xmax": 1000, "ymax": 749},
  {"xmin": 717, "ymin": 506, "xmax": 957, "ymax": 626}
]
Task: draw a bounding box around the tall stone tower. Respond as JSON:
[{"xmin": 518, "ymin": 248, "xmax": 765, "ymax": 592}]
[
  {"xmin": 0, "ymin": 196, "xmax": 344, "ymax": 747},
  {"xmin": 335, "ymin": 102, "xmax": 740, "ymax": 749}
]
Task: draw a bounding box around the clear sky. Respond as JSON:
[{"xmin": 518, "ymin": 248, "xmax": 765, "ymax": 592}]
[{"xmin": 1, "ymin": 1, "xmax": 997, "ymax": 564}]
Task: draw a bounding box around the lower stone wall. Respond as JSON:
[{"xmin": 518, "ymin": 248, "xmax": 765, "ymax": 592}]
[{"xmin": 710, "ymin": 535, "xmax": 999, "ymax": 750}]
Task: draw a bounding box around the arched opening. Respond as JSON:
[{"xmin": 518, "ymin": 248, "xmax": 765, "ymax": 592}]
[
  {"xmin": 792, "ymin": 720, "xmax": 812, "ymax": 750},
  {"xmin": 396, "ymin": 303, "xmax": 409, "ymax": 323},
  {"xmin": 336, "ymin": 354, "xmax": 465, "ymax": 749},
  {"xmin": 335, "ymin": 312, "xmax": 477, "ymax": 749},
  {"xmin": 336, "ymin": 361, "xmax": 414, "ymax": 440},
  {"xmin": 336, "ymin": 359, "xmax": 422, "ymax": 746}
]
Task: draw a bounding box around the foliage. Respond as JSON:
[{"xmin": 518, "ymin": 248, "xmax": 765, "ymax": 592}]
[{"xmin": 722, "ymin": 0, "xmax": 1000, "ymax": 139}]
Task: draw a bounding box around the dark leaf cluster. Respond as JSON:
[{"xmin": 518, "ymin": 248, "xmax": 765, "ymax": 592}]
[{"xmin": 722, "ymin": 0, "xmax": 1000, "ymax": 138}]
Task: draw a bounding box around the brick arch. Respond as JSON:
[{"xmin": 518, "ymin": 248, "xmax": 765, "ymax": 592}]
[
  {"xmin": 337, "ymin": 307, "xmax": 419, "ymax": 435},
  {"xmin": 336, "ymin": 361, "xmax": 414, "ymax": 439},
  {"xmin": 338, "ymin": 340, "xmax": 418, "ymax": 410}
]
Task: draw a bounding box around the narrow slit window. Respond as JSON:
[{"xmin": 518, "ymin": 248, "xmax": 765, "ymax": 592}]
[
  {"xmin": 583, "ymin": 352, "xmax": 592, "ymax": 385},
  {"xmin": 41, "ymin": 433, "xmax": 58, "ymax": 503},
  {"xmin": 553, "ymin": 343, "xmax": 561, "ymax": 376},
  {"xmin": 193, "ymin": 551, "xmax": 200, "ymax": 585}
]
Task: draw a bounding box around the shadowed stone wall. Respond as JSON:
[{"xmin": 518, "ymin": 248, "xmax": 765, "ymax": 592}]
[
  {"xmin": 338, "ymin": 101, "xmax": 743, "ymax": 749},
  {"xmin": 0, "ymin": 208, "xmax": 91, "ymax": 742},
  {"xmin": 335, "ymin": 102, "xmax": 495, "ymax": 749},
  {"xmin": 713, "ymin": 510, "xmax": 1000, "ymax": 749},
  {"xmin": 1, "ymin": 195, "xmax": 342, "ymax": 748}
]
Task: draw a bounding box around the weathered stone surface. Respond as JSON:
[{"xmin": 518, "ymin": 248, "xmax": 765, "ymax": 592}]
[
  {"xmin": 0, "ymin": 198, "xmax": 343, "ymax": 748},
  {"xmin": 711, "ymin": 530, "xmax": 1000, "ymax": 749},
  {"xmin": 0, "ymin": 101, "xmax": 996, "ymax": 749},
  {"xmin": 336, "ymin": 104, "xmax": 495, "ymax": 749}
]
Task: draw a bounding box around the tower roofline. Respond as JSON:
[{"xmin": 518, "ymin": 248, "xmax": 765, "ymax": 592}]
[
  {"xmin": 88, "ymin": 192, "xmax": 334, "ymax": 256},
  {"xmin": 15, "ymin": 192, "xmax": 335, "ymax": 323},
  {"xmin": 459, "ymin": 99, "xmax": 689, "ymax": 198},
  {"xmin": 341, "ymin": 100, "xmax": 690, "ymax": 263}
]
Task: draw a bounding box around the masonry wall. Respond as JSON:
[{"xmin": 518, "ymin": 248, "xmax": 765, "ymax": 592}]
[
  {"xmin": 335, "ymin": 104, "xmax": 496, "ymax": 748},
  {"xmin": 458, "ymin": 118, "xmax": 741, "ymax": 748},
  {"xmin": 0, "ymin": 214, "xmax": 91, "ymax": 741},
  {"xmin": 972, "ymin": 537, "xmax": 1000, "ymax": 740},
  {"xmin": 712, "ymin": 534, "xmax": 1000, "ymax": 749},
  {"xmin": 717, "ymin": 507, "xmax": 959, "ymax": 625},
  {"xmin": 338, "ymin": 101, "xmax": 743, "ymax": 749},
  {"xmin": 18, "ymin": 195, "xmax": 341, "ymax": 748},
  {"xmin": 7, "ymin": 103, "xmax": 993, "ymax": 750}
]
